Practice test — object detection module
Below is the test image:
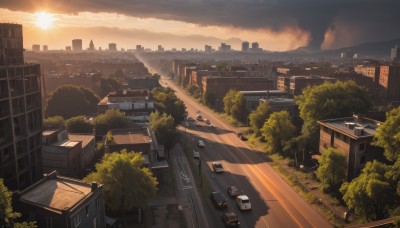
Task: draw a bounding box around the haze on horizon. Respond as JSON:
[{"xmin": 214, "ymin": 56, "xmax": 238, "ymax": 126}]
[{"xmin": 1, "ymin": 0, "xmax": 399, "ymax": 51}]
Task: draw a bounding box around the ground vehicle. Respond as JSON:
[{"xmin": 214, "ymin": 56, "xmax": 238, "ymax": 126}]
[
  {"xmin": 193, "ymin": 150, "xmax": 200, "ymax": 159},
  {"xmin": 212, "ymin": 162, "xmax": 224, "ymax": 173},
  {"xmin": 237, "ymin": 132, "xmax": 245, "ymax": 140},
  {"xmin": 221, "ymin": 212, "xmax": 240, "ymax": 227},
  {"xmin": 227, "ymin": 186, "xmax": 242, "ymax": 197},
  {"xmin": 210, "ymin": 192, "xmax": 228, "ymax": 208},
  {"xmin": 236, "ymin": 195, "xmax": 252, "ymax": 210},
  {"xmin": 187, "ymin": 116, "xmax": 194, "ymax": 121},
  {"xmin": 195, "ymin": 122, "xmax": 201, "ymax": 127},
  {"xmin": 205, "ymin": 119, "xmax": 211, "ymax": 124},
  {"xmin": 209, "ymin": 124, "xmax": 215, "ymax": 128},
  {"xmin": 184, "ymin": 121, "xmax": 190, "ymax": 127},
  {"xmin": 196, "ymin": 115, "xmax": 203, "ymax": 121},
  {"xmin": 197, "ymin": 140, "xmax": 205, "ymax": 148}
]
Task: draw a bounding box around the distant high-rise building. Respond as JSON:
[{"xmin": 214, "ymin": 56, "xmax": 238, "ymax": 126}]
[
  {"xmin": 182, "ymin": 48, "xmax": 186, "ymax": 52},
  {"xmin": 341, "ymin": 50, "xmax": 354, "ymax": 59},
  {"xmin": 219, "ymin": 43, "xmax": 231, "ymax": 52},
  {"xmin": 32, "ymin": 44, "xmax": 40, "ymax": 52},
  {"xmin": 72, "ymin": 39, "xmax": 82, "ymax": 51},
  {"xmin": 242, "ymin": 41, "xmax": 249, "ymax": 52},
  {"xmin": 391, "ymin": 44, "xmax": 400, "ymax": 62},
  {"xmin": 205, "ymin": 45, "xmax": 212, "ymax": 53},
  {"xmin": 136, "ymin": 45, "xmax": 144, "ymax": 52},
  {"xmin": 251, "ymin": 42, "xmax": 259, "ymax": 51},
  {"xmin": 43, "ymin": 45, "xmax": 48, "ymax": 51},
  {"xmin": 109, "ymin": 43, "xmax": 117, "ymax": 51},
  {"xmin": 0, "ymin": 23, "xmax": 43, "ymax": 190},
  {"xmin": 88, "ymin": 39, "xmax": 95, "ymax": 51},
  {"xmin": 157, "ymin": 45, "xmax": 164, "ymax": 52},
  {"xmin": 66, "ymin": 46, "xmax": 72, "ymax": 51}
]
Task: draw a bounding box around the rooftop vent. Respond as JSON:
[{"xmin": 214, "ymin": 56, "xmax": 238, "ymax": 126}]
[
  {"xmin": 345, "ymin": 122, "xmax": 356, "ymax": 130},
  {"xmin": 354, "ymin": 127, "xmax": 364, "ymax": 136}
]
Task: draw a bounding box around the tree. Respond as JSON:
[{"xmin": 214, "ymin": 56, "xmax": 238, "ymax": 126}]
[
  {"xmin": 316, "ymin": 147, "xmax": 347, "ymax": 192},
  {"xmin": 223, "ymin": 89, "xmax": 237, "ymax": 115},
  {"xmin": 93, "ymin": 109, "xmax": 130, "ymax": 135},
  {"xmin": 149, "ymin": 111, "xmax": 178, "ymax": 153},
  {"xmin": 45, "ymin": 85, "xmax": 100, "ymax": 119},
  {"xmin": 261, "ymin": 111, "xmax": 296, "ymax": 154},
  {"xmin": 152, "ymin": 87, "xmax": 187, "ymax": 125},
  {"xmin": 296, "ymin": 81, "xmax": 371, "ymax": 152},
  {"xmin": 66, "ymin": 116, "xmax": 94, "ymax": 133},
  {"xmin": 1, "ymin": 179, "xmax": 37, "ymax": 227},
  {"xmin": 84, "ymin": 150, "xmax": 157, "ymax": 226},
  {"xmin": 43, "ymin": 116, "xmax": 65, "ymax": 129},
  {"xmin": 100, "ymin": 77, "xmax": 122, "ymax": 97},
  {"xmin": 230, "ymin": 92, "xmax": 248, "ymax": 123},
  {"xmin": 340, "ymin": 161, "xmax": 397, "ymax": 222},
  {"xmin": 249, "ymin": 102, "xmax": 272, "ymax": 136},
  {"xmin": 372, "ymin": 106, "xmax": 400, "ymax": 162}
]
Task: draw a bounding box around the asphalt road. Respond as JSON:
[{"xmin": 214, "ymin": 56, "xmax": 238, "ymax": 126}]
[{"xmin": 159, "ymin": 76, "xmax": 331, "ymax": 228}]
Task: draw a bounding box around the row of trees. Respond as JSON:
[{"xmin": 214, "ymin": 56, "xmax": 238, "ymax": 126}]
[{"xmin": 223, "ymin": 90, "xmax": 248, "ymax": 122}]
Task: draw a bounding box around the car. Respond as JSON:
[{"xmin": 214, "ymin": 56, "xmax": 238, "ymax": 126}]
[
  {"xmin": 209, "ymin": 124, "xmax": 215, "ymax": 128},
  {"xmin": 186, "ymin": 116, "xmax": 194, "ymax": 121},
  {"xmin": 197, "ymin": 140, "xmax": 205, "ymax": 148},
  {"xmin": 195, "ymin": 122, "xmax": 201, "ymax": 127},
  {"xmin": 236, "ymin": 195, "xmax": 252, "ymax": 210},
  {"xmin": 221, "ymin": 212, "xmax": 240, "ymax": 227},
  {"xmin": 193, "ymin": 150, "xmax": 200, "ymax": 159},
  {"xmin": 227, "ymin": 186, "xmax": 242, "ymax": 197},
  {"xmin": 237, "ymin": 132, "xmax": 245, "ymax": 140},
  {"xmin": 209, "ymin": 192, "xmax": 228, "ymax": 208},
  {"xmin": 205, "ymin": 119, "xmax": 211, "ymax": 124},
  {"xmin": 196, "ymin": 115, "xmax": 203, "ymax": 121},
  {"xmin": 212, "ymin": 162, "xmax": 224, "ymax": 173}
]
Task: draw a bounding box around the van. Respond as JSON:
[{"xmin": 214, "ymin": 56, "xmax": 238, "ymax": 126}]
[{"xmin": 236, "ymin": 195, "xmax": 251, "ymax": 210}]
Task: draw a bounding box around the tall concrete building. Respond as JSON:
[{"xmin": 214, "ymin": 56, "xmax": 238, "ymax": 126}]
[
  {"xmin": 32, "ymin": 44, "xmax": 40, "ymax": 52},
  {"xmin": 109, "ymin": 43, "xmax": 117, "ymax": 51},
  {"xmin": 42, "ymin": 45, "xmax": 48, "ymax": 52},
  {"xmin": 88, "ymin": 39, "xmax": 95, "ymax": 51},
  {"xmin": 72, "ymin": 39, "xmax": 82, "ymax": 51},
  {"xmin": 391, "ymin": 44, "xmax": 400, "ymax": 62},
  {"xmin": 251, "ymin": 42, "xmax": 260, "ymax": 51},
  {"xmin": 242, "ymin": 41, "xmax": 249, "ymax": 52},
  {"xmin": 0, "ymin": 23, "xmax": 43, "ymax": 190}
]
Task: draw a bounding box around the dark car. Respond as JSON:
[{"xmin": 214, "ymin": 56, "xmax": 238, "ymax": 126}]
[
  {"xmin": 237, "ymin": 132, "xmax": 246, "ymax": 140},
  {"xmin": 221, "ymin": 212, "xmax": 240, "ymax": 227},
  {"xmin": 227, "ymin": 186, "xmax": 242, "ymax": 197},
  {"xmin": 210, "ymin": 192, "xmax": 228, "ymax": 208}
]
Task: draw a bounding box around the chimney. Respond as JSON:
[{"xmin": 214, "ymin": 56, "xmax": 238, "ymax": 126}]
[{"xmin": 91, "ymin": 182, "xmax": 98, "ymax": 192}]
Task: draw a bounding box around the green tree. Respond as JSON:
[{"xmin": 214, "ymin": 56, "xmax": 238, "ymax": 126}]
[
  {"xmin": 152, "ymin": 87, "xmax": 187, "ymax": 125},
  {"xmin": 45, "ymin": 85, "xmax": 100, "ymax": 119},
  {"xmin": 341, "ymin": 161, "xmax": 397, "ymax": 222},
  {"xmin": 261, "ymin": 111, "xmax": 296, "ymax": 154},
  {"xmin": 249, "ymin": 102, "xmax": 272, "ymax": 136},
  {"xmin": 149, "ymin": 111, "xmax": 178, "ymax": 153},
  {"xmin": 223, "ymin": 89, "xmax": 237, "ymax": 115},
  {"xmin": 43, "ymin": 116, "xmax": 65, "ymax": 129},
  {"xmin": 93, "ymin": 109, "xmax": 130, "ymax": 135},
  {"xmin": 84, "ymin": 150, "xmax": 157, "ymax": 226},
  {"xmin": 230, "ymin": 92, "xmax": 248, "ymax": 123},
  {"xmin": 202, "ymin": 91, "xmax": 217, "ymax": 108},
  {"xmin": 372, "ymin": 106, "xmax": 400, "ymax": 162},
  {"xmin": 296, "ymin": 81, "xmax": 371, "ymax": 152},
  {"xmin": 66, "ymin": 116, "xmax": 94, "ymax": 133},
  {"xmin": 316, "ymin": 147, "xmax": 347, "ymax": 192},
  {"xmin": 1, "ymin": 179, "xmax": 37, "ymax": 227}
]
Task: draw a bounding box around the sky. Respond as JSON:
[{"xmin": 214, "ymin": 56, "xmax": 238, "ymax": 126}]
[{"xmin": 1, "ymin": 0, "xmax": 400, "ymax": 52}]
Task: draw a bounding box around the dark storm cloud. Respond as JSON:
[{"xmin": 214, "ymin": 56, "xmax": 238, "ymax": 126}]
[{"xmin": 1, "ymin": 0, "xmax": 400, "ymax": 49}]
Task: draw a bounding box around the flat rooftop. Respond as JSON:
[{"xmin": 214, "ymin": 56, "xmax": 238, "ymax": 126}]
[
  {"xmin": 69, "ymin": 134, "xmax": 94, "ymax": 148},
  {"xmin": 318, "ymin": 116, "xmax": 382, "ymax": 139},
  {"xmin": 20, "ymin": 177, "xmax": 92, "ymax": 212},
  {"xmin": 111, "ymin": 128, "xmax": 151, "ymax": 144}
]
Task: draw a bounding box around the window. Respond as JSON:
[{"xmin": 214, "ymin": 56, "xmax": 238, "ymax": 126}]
[
  {"xmin": 86, "ymin": 205, "xmax": 89, "ymax": 217},
  {"xmin": 46, "ymin": 217, "xmax": 53, "ymax": 228},
  {"xmin": 73, "ymin": 215, "xmax": 81, "ymax": 227}
]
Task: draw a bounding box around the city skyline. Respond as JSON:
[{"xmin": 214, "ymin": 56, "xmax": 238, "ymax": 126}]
[{"xmin": 1, "ymin": 0, "xmax": 400, "ymax": 51}]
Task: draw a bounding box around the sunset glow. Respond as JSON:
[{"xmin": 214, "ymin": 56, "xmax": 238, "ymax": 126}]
[{"xmin": 35, "ymin": 12, "xmax": 54, "ymax": 29}]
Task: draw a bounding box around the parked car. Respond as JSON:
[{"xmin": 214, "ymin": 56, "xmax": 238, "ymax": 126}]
[
  {"xmin": 195, "ymin": 122, "xmax": 201, "ymax": 127},
  {"xmin": 187, "ymin": 116, "xmax": 194, "ymax": 121},
  {"xmin": 227, "ymin": 186, "xmax": 242, "ymax": 197},
  {"xmin": 221, "ymin": 212, "xmax": 240, "ymax": 227},
  {"xmin": 193, "ymin": 150, "xmax": 200, "ymax": 159},
  {"xmin": 196, "ymin": 115, "xmax": 203, "ymax": 121},
  {"xmin": 197, "ymin": 140, "xmax": 205, "ymax": 148},
  {"xmin": 209, "ymin": 124, "xmax": 215, "ymax": 128},
  {"xmin": 237, "ymin": 132, "xmax": 245, "ymax": 140},
  {"xmin": 210, "ymin": 192, "xmax": 228, "ymax": 208},
  {"xmin": 212, "ymin": 162, "xmax": 224, "ymax": 173},
  {"xmin": 205, "ymin": 119, "xmax": 211, "ymax": 124},
  {"xmin": 236, "ymin": 195, "xmax": 252, "ymax": 210}
]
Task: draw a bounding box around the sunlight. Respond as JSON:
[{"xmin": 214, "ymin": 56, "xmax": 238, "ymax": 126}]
[{"xmin": 35, "ymin": 11, "xmax": 54, "ymax": 29}]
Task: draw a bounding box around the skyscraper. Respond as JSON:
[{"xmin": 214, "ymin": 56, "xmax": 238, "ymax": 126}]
[
  {"xmin": 0, "ymin": 23, "xmax": 43, "ymax": 190},
  {"xmin": 242, "ymin": 41, "xmax": 249, "ymax": 52},
  {"xmin": 89, "ymin": 39, "xmax": 95, "ymax": 51},
  {"xmin": 109, "ymin": 43, "xmax": 117, "ymax": 51},
  {"xmin": 32, "ymin": 44, "xmax": 40, "ymax": 52},
  {"xmin": 72, "ymin": 39, "xmax": 82, "ymax": 51}
]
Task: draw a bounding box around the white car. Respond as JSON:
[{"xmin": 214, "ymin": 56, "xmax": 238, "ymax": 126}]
[
  {"xmin": 193, "ymin": 150, "xmax": 200, "ymax": 159},
  {"xmin": 212, "ymin": 162, "xmax": 224, "ymax": 173},
  {"xmin": 236, "ymin": 195, "xmax": 252, "ymax": 210},
  {"xmin": 197, "ymin": 140, "xmax": 205, "ymax": 148}
]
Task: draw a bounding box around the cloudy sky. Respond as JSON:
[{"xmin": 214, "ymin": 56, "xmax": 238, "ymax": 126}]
[{"xmin": 1, "ymin": 0, "xmax": 399, "ymax": 51}]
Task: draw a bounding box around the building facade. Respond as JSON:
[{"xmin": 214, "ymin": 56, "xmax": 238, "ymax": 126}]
[
  {"xmin": 0, "ymin": 23, "xmax": 43, "ymax": 190},
  {"xmin": 72, "ymin": 39, "xmax": 82, "ymax": 51},
  {"xmin": 14, "ymin": 171, "xmax": 106, "ymax": 228},
  {"xmin": 378, "ymin": 65, "xmax": 400, "ymax": 102},
  {"xmin": 289, "ymin": 76, "xmax": 336, "ymax": 95}
]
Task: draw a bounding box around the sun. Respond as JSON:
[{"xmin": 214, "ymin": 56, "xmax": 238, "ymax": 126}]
[{"xmin": 35, "ymin": 11, "xmax": 54, "ymax": 29}]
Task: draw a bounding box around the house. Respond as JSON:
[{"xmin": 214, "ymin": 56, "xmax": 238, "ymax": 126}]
[
  {"xmin": 317, "ymin": 115, "xmax": 385, "ymax": 180},
  {"xmin": 14, "ymin": 171, "xmax": 105, "ymax": 228}
]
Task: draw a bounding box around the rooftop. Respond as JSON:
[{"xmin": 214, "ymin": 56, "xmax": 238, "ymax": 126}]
[
  {"xmin": 69, "ymin": 134, "xmax": 94, "ymax": 148},
  {"xmin": 111, "ymin": 128, "xmax": 151, "ymax": 145},
  {"xmin": 19, "ymin": 173, "xmax": 95, "ymax": 213}
]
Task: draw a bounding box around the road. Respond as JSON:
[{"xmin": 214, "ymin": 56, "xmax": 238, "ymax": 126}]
[{"xmin": 159, "ymin": 77, "xmax": 331, "ymax": 228}]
